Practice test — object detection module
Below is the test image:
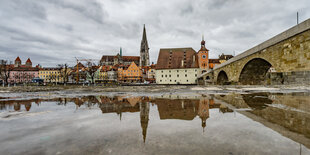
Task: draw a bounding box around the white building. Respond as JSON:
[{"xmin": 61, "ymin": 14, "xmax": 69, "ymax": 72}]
[{"xmin": 155, "ymin": 48, "xmax": 200, "ymax": 84}]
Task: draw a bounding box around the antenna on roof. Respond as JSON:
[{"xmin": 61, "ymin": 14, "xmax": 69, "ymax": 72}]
[
  {"xmin": 202, "ymin": 34, "xmax": 204, "ymax": 41},
  {"xmin": 297, "ymin": 12, "xmax": 299, "ymax": 25}
]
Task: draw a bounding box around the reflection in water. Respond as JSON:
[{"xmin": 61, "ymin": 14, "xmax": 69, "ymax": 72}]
[
  {"xmin": 215, "ymin": 92, "xmax": 310, "ymax": 148},
  {"xmin": 1, "ymin": 93, "xmax": 310, "ymax": 148},
  {"xmin": 0, "ymin": 95, "xmax": 231, "ymax": 143}
]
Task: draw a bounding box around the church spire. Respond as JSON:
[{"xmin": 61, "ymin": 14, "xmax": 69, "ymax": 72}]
[
  {"xmin": 142, "ymin": 24, "xmax": 148, "ymax": 45},
  {"xmin": 140, "ymin": 24, "xmax": 150, "ymax": 66}
]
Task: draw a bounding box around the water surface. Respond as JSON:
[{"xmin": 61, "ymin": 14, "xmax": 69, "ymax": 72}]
[{"xmin": 0, "ymin": 92, "xmax": 309, "ymax": 155}]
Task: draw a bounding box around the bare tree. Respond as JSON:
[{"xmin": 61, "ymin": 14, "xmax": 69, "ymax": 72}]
[
  {"xmin": 0, "ymin": 60, "xmax": 12, "ymax": 85},
  {"xmin": 58, "ymin": 64, "xmax": 69, "ymax": 85}
]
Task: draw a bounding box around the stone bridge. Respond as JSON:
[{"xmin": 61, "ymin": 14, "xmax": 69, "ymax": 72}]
[{"xmin": 198, "ymin": 18, "xmax": 310, "ymax": 85}]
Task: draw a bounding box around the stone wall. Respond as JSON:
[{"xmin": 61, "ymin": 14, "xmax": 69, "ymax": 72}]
[{"xmin": 200, "ymin": 19, "xmax": 310, "ymax": 85}]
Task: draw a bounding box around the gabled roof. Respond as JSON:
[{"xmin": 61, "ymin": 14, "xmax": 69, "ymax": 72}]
[
  {"xmin": 15, "ymin": 56, "xmax": 21, "ymax": 62},
  {"xmin": 26, "ymin": 58, "xmax": 32, "ymax": 63},
  {"xmin": 156, "ymin": 48, "xmax": 199, "ymax": 69}
]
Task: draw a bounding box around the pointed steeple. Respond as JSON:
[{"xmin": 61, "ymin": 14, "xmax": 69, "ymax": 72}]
[
  {"xmin": 140, "ymin": 24, "xmax": 150, "ymax": 66},
  {"xmin": 142, "ymin": 24, "xmax": 148, "ymax": 46}
]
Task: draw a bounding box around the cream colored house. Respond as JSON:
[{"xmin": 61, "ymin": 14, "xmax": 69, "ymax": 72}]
[{"xmin": 155, "ymin": 48, "xmax": 200, "ymax": 84}]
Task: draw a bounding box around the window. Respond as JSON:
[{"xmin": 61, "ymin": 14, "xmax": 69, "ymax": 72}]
[
  {"xmin": 169, "ymin": 75, "xmax": 171, "ymax": 77},
  {"xmin": 165, "ymin": 75, "xmax": 167, "ymax": 77},
  {"xmin": 177, "ymin": 70, "xmax": 179, "ymax": 72},
  {"xmin": 177, "ymin": 74, "xmax": 179, "ymax": 77},
  {"xmin": 195, "ymin": 74, "xmax": 197, "ymax": 77},
  {"xmin": 185, "ymin": 70, "xmax": 187, "ymax": 72},
  {"xmin": 185, "ymin": 74, "xmax": 187, "ymax": 77},
  {"xmin": 162, "ymin": 75, "xmax": 163, "ymax": 78},
  {"xmin": 202, "ymin": 55, "xmax": 206, "ymax": 59},
  {"xmin": 175, "ymin": 80, "xmax": 176, "ymax": 82},
  {"xmin": 161, "ymin": 71, "xmax": 163, "ymax": 73},
  {"xmin": 170, "ymin": 80, "xmax": 172, "ymax": 82},
  {"xmin": 187, "ymin": 80, "xmax": 189, "ymax": 82}
]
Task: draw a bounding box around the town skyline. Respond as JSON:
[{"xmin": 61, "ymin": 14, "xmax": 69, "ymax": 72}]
[{"xmin": 1, "ymin": 0, "xmax": 310, "ymax": 67}]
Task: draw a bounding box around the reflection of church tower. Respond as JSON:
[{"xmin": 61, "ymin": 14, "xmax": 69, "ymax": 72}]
[
  {"xmin": 140, "ymin": 102, "xmax": 150, "ymax": 143},
  {"xmin": 198, "ymin": 98, "xmax": 209, "ymax": 132},
  {"xmin": 14, "ymin": 103, "xmax": 21, "ymax": 111},
  {"xmin": 139, "ymin": 24, "xmax": 150, "ymax": 66},
  {"xmin": 25, "ymin": 102, "xmax": 32, "ymax": 111}
]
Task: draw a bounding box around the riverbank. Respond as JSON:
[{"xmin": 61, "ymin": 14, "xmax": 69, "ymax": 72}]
[{"xmin": 0, "ymin": 84, "xmax": 309, "ymax": 94}]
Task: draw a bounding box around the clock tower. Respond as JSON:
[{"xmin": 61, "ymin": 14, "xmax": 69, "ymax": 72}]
[{"xmin": 197, "ymin": 36, "xmax": 209, "ymax": 72}]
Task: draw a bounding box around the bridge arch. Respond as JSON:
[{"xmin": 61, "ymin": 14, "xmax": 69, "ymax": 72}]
[
  {"xmin": 239, "ymin": 58, "xmax": 272, "ymax": 85},
  {"xmin": 217, "ymin": 70, "xmax": 229, "ymax": 85}
]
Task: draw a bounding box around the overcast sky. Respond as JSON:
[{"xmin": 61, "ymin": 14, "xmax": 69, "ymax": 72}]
[{"xmin": 0, "ymin": 0, "xmax": 309, "ymax": 67}]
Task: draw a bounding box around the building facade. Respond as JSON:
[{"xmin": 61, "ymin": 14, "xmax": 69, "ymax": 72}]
[
  {"xmin": 39, "ymin": 68, "xmax": 61, "ymax": 83},
  {"xmin": 118, "ymin": 62, "xmax": 143, "ymax": 83},
  {"xmin": 99, "ymin": 53, "xmax": 140, "ymax": 67},
  {"xmin": 197, "ymin": 37, "xmax": 209, "ymax": 73},
  {"xmin": 8, "ymin": 57, "xmax": 39, "ymax": 84},
  {"xmin": 155, "ymin": 48, "xmax": 200, "ymax": 84}
]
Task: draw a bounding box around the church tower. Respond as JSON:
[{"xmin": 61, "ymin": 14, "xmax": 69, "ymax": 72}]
[
  {"xmin": 197, "ymin": 35, "xmax": 209, "ymax": 73},
  {"xmin": 140, "ymin": 24, "xmax": 150, "ymax": 66}
]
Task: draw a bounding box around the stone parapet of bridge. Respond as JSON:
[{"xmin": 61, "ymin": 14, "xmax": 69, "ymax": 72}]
[{"xmin": 199, "ymin": 18, "xmax": 310, "ymax": 85}]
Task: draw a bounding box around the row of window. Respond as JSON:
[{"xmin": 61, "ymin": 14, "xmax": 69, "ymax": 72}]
[
  {"xmin": 160, "ymin": 69, "xmax": 197, "ymax": 73},
  {"xmin": 12, "ymin": 73, "xmax": 35, "ymax": 75},
  {"xmin": 160, "ymin": 74, "xmax": 197, "ymax": 78},
  {"xmin": 40, "ymin": 71, "xmax": 59, "ymax": 74},
  {"xmin": 159, "ymin": 79, "xmax": 190, "ymax": 82}
]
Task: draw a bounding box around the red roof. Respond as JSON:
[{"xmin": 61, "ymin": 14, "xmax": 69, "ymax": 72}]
[
  {"xmin": 15, "ymin": 56, "xmax": 21, "ymax": 62},
  {"xmin": 122, "ymin": 56, "xmax": 140, "ymax": 61},
  {"xmin": 156, "ymin": 48, "xmax": 199, "ymax": 69},
  {"xmin": 26, "ymin": 58, "xmax": 32, "ymax": 63}
]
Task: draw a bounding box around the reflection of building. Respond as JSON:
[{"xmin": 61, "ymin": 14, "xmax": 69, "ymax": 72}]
[
  {"xmin": 156, "ymin": 99, "xmax": 198, "ymax": 120},
  {"xmin": 99, "ymin": 96, "xmax": 141, "ymax": 120},
  {"xmin": 198, "ymin": 98, "xmax": 210, "ymax": 131},
  {"xmin": 140, "ymin": 102, "xmax": 149, "ymax": 143}
]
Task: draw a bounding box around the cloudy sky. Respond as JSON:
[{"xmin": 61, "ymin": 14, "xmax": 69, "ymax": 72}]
[{"xmin": 0, "ymin": 0, "xmax": 309, "ymax": 67}]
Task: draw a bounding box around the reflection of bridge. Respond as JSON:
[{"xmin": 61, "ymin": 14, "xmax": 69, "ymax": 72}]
[
  {"xmin": 215, "ymin": 93, "xmax": 310, "ymax": 148},
  {"xmin": 198, "ymin": 19, "xmax": 310, "ymax": 85}
]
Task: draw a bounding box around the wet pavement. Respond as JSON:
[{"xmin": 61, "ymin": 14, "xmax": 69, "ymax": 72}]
[{"xmin": 0, "ymin": 92, "xmax": 310, "ymax": 155}]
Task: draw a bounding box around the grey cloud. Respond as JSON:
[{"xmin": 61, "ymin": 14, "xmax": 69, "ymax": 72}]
[
  {"xmin": 0, "ymin": 0, "xmax": 47, "ymax": 20},
  {"xmin": 0, "ymin": 0, "xmax": 309, "ymax": 67},
  {"xmin": 45, "ymin": 0, "xmax": 108, "ymax": 24}
]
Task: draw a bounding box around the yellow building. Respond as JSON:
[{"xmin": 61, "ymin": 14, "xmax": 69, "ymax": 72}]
[
  {"xmin": 98, "ymin": 66, "xmax": 108, "ymax": 82},
  {"xmin": 39, "ymin": 67, "xmax": 71, "ymax": 83}
]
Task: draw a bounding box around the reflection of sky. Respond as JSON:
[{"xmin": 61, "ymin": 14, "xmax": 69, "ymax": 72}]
[{"xmin": 0, "ymin": 100, "xmax": 309, "ymax": 155}]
